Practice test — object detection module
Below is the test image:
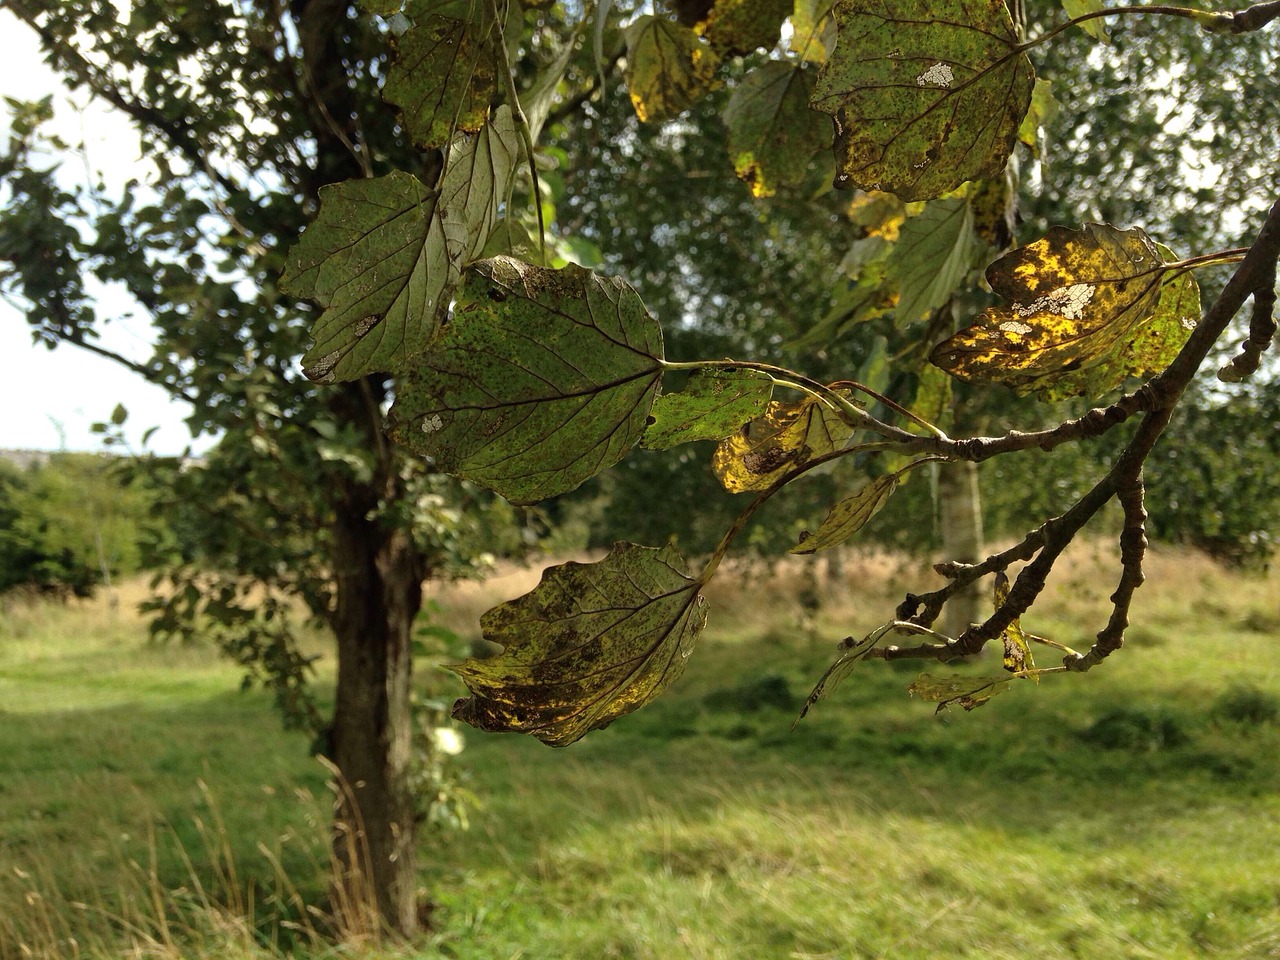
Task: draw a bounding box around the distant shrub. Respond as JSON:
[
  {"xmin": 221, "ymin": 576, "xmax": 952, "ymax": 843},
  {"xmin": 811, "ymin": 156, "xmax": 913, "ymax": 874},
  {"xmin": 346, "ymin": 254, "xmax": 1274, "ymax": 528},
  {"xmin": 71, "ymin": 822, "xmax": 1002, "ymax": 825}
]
[
  {"xmin": 1081, "ymin": 707, "xmax": 1193, "ymax": 752},
  {"xmin": 703, "ymin": 674, "xmax": 797, "ymax": 713},
  {"xmin": 1210, "ymin": 685, "xmax": 1280, "ymax": 727}
]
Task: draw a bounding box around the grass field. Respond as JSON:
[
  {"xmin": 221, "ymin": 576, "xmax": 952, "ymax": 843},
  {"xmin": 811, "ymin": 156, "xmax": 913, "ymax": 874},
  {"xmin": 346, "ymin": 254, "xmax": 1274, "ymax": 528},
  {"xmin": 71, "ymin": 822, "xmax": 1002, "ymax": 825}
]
[{"xmin": 2, "ymin": 546, "xmax": 1279, "ymax": 958}]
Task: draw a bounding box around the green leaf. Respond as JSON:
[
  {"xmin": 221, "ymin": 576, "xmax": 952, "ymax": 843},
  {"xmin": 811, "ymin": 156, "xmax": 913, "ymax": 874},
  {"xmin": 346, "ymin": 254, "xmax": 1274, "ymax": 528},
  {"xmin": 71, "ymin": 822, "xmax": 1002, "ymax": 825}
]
[
  {"xmin": 712, "ymin": 393, "xmax": 854, "ymax": 493},
  {"xmin": 1017, "ymin": 78, "xmax": 1060, "ymax": 157},
  {"xmin": 791, "ymin": 472, "xmax": 900, "ymax": 554},
  {"xmin": 1061, "ymin": 0, "xmax": 1110, "ymax": 42},
  {"xmin": 886, "ymin": 197, "xmax": 976, "ymax": 327},
  {"xmin": 792, "ymin": 252, "xmax": 895, "ymax": 350},
  {"xmin": 930, "ymin": 223, "xmax": 1182, "ymax": 400},
  {"xmin": 701, "ymin": 0, "xmax": 793, "ymax": 56},
  {"xmin": 390, "ymin": 257, "xmax": 665, "ymax": 504},
  {"xmin": 439, "ymin": 105, "xmax": 521, "ymax": 265},
  {"xmin": 723, "ymin": 62, "xmax": 829, "ymax": 198},
  {"xmin": 624, "ymin": 16, "xmax": 721, "ymax": 124},
  {"xmin": 994, "ymin": 571, "xmax": 1033, "ymax": 673},
  {"xmin": 284, "ymin": 113, "xmax": 519, "ymax": 384},
  {"xmin": 110, "ymin": 403, "xmax": 129, "ymax": 426},
  {"xmin": 384, "ymin": 13, "xmax": 499, "ymax": 147},
  {"xmin": 811, "ymin": 0, "xmax": 1035, "ymax": 201},
  {"xmin": 641, "ymin": 368, "xmax": 774, "ymax": 450},
  {"xmin": 789, "ymin": 0, "xmax": 837, "ymax": 63},
  {"xmin": 477, "ymin": 217, "xmax": 540, "ymax": 262},
  {"xmin": 451, "ymin": 543, "xmax": 709, "ymax": 746},
  {"xmin": 282, "ymin": 171, "xmax": 450, "ymax": 383},
  {"xmin": 908, "ymin": 673, "xmax": 1013, "ymax": 712}
]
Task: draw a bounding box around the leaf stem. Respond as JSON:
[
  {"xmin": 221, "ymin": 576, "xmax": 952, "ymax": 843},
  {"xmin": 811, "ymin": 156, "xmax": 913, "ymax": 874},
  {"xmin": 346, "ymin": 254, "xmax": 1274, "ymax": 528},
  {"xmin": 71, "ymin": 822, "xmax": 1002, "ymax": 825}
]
[{"xmin": 1019, "ymin": 4, "xmax": 1222, "ymax": 53}]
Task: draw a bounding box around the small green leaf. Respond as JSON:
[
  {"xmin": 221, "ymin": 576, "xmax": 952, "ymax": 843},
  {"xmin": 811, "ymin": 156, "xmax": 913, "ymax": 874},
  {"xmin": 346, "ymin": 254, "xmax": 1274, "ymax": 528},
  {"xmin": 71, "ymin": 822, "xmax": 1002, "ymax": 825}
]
[
  {"xmin": 641, "ymin": 369, "xmax": 774, "ymax": 450},
  {"xmin": 390, "ymin": 257, "xmax": 664, "ymax": 504},
  {"xmin": 886, "ymin": 197, "xmax": 976, "ymax": 327},
  {"xmin": 811, "ymin": 0, "xmax": 1035, "ymax": 200},
  {"xmin": 1017, "ymin": 78, "xmax": 1060, "ymax": 157},
  {"xmin": 908, "ymin": 673, "xmax": 1013, "ymax": 711},
  {"xmin": 712, "ymin": 393, "xmax": 854, "ymax": 493},
  {"xmin": 789, "ymin": 0, "xmax": 837, "ymax": 63},
  {"xmin": 110, "ymin": 403, "xmax": 128, "ymax": 426},
  {"xmin": 791, "ymin": 473, "xmax": 900, "ymax": 554},
  {"xmin": 384, "ymin": 13, "xmax": 499, "ymax": 147},
  {"xmin": 794, "ymin": 631, "xmax": 879, "ymax": 724},
  {"xmin": 624, "ymin": 16, "xmax": 721, "ymax": 124},
  {"xmin": 451, "ymin": 542, "xmax": 709, "ymax": 746},
  {"xmin": 282, "ymin": 172, "xmax": 449, "ymax": 383},
  {"xmin": 1061, "ymin": 0, "xmax": 1110, "ymax": 42},
  {"xmin": 930, "ymin": 223, "xmax": 1179, "ymax": 400},
  {"xmin": 723, "ymin": 62, "xmax": 829, "ymax": 198}
]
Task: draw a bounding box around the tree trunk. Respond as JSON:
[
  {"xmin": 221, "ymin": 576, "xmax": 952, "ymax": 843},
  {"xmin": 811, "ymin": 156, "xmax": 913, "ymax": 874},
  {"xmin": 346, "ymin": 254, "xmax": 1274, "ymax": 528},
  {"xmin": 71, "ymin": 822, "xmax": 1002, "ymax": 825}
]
[
  {"xmin": 327, "ymin": 478, "xmax": 426, "ymax": 938},
  {"xmin": 938, "ymin": 459, "xmax": 985, "ymax": 639}
]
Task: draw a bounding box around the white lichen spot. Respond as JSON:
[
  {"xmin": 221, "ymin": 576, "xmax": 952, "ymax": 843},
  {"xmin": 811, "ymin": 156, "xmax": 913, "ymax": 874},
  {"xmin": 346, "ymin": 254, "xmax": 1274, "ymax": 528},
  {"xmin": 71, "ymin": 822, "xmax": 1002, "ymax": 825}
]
[
  {"xmin": 999, "ymin": 320, "xmax": 1034, "ymax": 336},
  {"xmin": 421, "ymin": 413, "xmax": 444, "ymax": 434},
  {"xmin": 916, "ymin": 62, "xmax": 954, "ymax": 88},
  {"xmin": 353, "ymin": 315, "xmax": 382, "ymax": 337},
  {"xmin": 913, "ymin": 158, "xmax": 931, "ymax": 170},
  {"xmin": 305, "ymin": 351, "xmax": 341, "ymax": 384},
  {"xmin": 1014, "ymin": 283, "xmax": 1096, "ymax": 320}
]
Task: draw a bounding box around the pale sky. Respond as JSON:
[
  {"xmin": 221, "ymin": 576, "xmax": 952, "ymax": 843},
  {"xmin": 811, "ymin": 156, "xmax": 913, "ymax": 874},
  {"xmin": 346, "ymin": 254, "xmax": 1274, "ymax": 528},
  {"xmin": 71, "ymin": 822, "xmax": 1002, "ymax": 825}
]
[{"xmin": 0, "ymin": 11, "xmax": 215, "ymax": 456}]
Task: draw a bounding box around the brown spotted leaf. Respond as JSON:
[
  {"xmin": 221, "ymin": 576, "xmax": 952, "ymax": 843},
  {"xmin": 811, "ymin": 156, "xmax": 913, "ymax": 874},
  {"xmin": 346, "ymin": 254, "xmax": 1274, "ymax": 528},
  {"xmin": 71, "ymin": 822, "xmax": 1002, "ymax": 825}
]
[
  {"xmin": 811, "ymin": 0, "xmax": 1035, "ymax": 200},
  {"xmin": 712, "ymin": 393, "xmax": 854, "ymax": 493},
  {"xmin": 625, "ymin": 16, "xmax": 721, "ymax": 123},
  {"xmin": 451, "ymin": 543, "xmax": 709, "ymax": 746},
  {"xmin": 791, "ymin": 471, "xmax": 901, "ymax": 554},
  {"xmin": 929, "ymin": 223, "xmax": 1186, "ymax": 400},
  {"xmin": 641, "ymin": 368, "xmax": 774, "ymax": 450},
  {"xmin": 389, "ymin": 257, "xmax": 664, "ymax": 504}
]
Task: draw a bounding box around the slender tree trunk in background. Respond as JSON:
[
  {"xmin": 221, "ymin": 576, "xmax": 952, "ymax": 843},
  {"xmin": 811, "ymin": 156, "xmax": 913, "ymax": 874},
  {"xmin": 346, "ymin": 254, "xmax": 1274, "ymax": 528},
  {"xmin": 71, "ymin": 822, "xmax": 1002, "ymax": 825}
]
[
  {"xmin": 939, "ymin": 460, "xmax": 985, "ymax": 639},
  {"xmin": 328, "ymin": 481, "xmax": 426, "ymax": 937}
]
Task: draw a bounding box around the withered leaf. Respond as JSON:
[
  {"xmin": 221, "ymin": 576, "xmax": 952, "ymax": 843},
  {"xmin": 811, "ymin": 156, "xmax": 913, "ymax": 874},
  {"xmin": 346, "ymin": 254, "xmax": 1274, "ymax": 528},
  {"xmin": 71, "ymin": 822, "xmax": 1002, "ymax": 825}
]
[
  {"xmin": 908, "ymin": 673, "xmax": 1013, "ymax": 712},
  {"xmin": 712, "ymin": 393, "xmax": 854, "ymax": 493},
  {"xmin": 930, "ymin": 223, "xmax": 1191, "ymax": 400},
  {"xmin": 994, "ymin": 571, "xmax": 1033, "ymax": 674},
  {"xmin": 791, "ymin": 472, "xmax": 901, "ymax": 554},
  {"xmin": 452, "ymin": 543, "xmax": 709, "ymax": 746}
]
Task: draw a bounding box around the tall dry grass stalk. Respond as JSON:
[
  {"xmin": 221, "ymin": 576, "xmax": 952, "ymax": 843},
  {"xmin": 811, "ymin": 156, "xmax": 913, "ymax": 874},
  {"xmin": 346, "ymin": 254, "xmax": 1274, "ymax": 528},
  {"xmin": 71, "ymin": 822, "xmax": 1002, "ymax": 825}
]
[{"xmin": 0, "ymin": 768, "xmax": 402, "ymax": 960}]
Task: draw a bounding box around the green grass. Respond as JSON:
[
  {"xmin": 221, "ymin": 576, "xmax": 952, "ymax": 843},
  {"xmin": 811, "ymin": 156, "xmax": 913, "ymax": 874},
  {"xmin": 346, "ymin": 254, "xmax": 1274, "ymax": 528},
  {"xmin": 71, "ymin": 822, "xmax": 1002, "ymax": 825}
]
[{"xmin": 4, "ymin": 548, "xmax": 1280, "ymax": 958}]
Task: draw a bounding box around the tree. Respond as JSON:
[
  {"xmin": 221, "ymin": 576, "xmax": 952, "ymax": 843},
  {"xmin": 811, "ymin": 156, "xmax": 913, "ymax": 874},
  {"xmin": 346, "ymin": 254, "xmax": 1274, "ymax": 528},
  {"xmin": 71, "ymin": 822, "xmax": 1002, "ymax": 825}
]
[
  {"xmin": 276, "ymin": 0, "xmax": 1280, "ymax": 746},
  {"xmin": 0, "ymin": 0, "xmax": 524, "ymax": 936}
]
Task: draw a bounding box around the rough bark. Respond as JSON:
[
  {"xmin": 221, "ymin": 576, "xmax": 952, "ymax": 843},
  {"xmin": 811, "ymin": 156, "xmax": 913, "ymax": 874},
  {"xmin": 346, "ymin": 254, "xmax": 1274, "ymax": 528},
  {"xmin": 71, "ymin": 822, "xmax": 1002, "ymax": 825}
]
[{"xmin": 328, "ymin": 466, "xmax": 427, "ymax": 937}]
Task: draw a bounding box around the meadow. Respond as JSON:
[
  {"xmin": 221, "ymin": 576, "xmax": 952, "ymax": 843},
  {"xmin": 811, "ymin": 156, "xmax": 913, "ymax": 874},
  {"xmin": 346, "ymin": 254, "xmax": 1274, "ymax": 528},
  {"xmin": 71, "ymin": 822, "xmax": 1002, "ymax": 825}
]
[{"xmin": 2, "ymin": 545, "xmax": 1279, "ymax": 959}]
